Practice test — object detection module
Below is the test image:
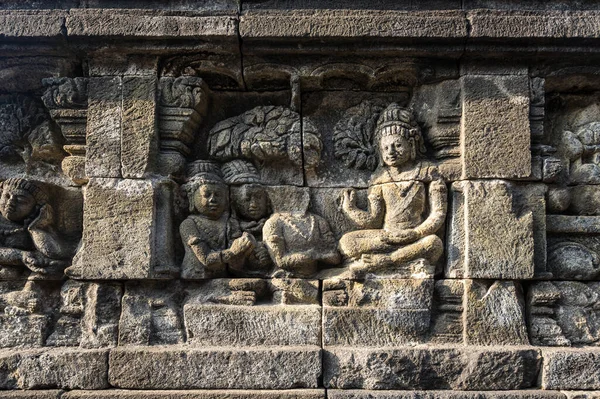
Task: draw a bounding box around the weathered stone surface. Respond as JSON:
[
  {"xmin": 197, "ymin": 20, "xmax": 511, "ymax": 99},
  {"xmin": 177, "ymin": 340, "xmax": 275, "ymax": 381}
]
[
  {"xmin": 69, "ymin": 178, "xmax": 177, "ymax": 280},
  {"xmin": 109, "ymin": 346, "xmax": 321, "ymax": 389},
  {"xmin": 328, "ymin": 391, "xmax": 566, "ymax": 399},
  {"xmin": 447, "ymin": 180, "xmax": 535, "ymax": 279},
  {"xmin": 324, "ymin": 347, "xmax": 540, "ymax": 390},
  {"xmin": 562, "ymin": 393, "xmax": 600, "ymax": 399},
  {"xmin": 85, "ymin": 77, "xmax": 122, "ymax": 178},
  {"xmin": 0, "ymin": 348, "xmax": 108, "ymax": 389},
  {"xmin": 119, "ymin": 281, "xmax": 184, "ymax": 346},
  {"xmin": 461, "ymin": 73, "xmax": 531, "ymax": 179},
  {"xmin": 0, "ymin": 391, "xmax": 62, "ymax": 399},
  {"xmin": 121, "ymin": 76, "xmax": 158, "ymax": 178},
  {"xmin": 184, "ymin": 304, "xmax": 321, "ymax": 346},
  {"xmin": 465, "ymin": 280, "xmax": 529, "ymax": 345},
  {"xmin": 322, "ymin": 278, "xmax": 433, "ymax": 346},
  {"xmin": 528, "ymin": 281, "xmax": 600, "ymax": 346},
  {"xmin": 0, "ymin": 10, "xmax": 66, "ymax": 38},
  {"xmin": 240, "ymin": 10, "xmax": 467, "ymax": 39},
  {"xmin": 63, "ymin": 390, "xmax": 326, "ymax": 399},
  {"xmin": 47, "ymin": 281, "xmax": 122, "ymax": 348},
  {"xmin": 468, "ymin": 10, "xmax": 600, "ymax": 39},
  {"xmin": 542, "ymin": 348, "xmax": 600, "ymax": 389},
  {"xmin": 430, "ymin": 279, "xmax": 464, "ymax": 344},
  {"xmin": 66, "ymin": 10, "xmax": 237, "ymax": 38}
]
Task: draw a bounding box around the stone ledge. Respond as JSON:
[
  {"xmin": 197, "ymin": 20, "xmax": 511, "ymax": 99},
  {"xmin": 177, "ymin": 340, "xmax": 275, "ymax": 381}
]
[
  {"xmin": 0, "ymin": 348, "xmax": 109, "ymax": 390},
  {"xmin": 62, "ymin": 390, "xmax": 326, "ymax": 398},
  {"xmin": 468, "ymin": 10, "xmax": 600, "ymax": 39},
  {"xmin": 328, "ymin": 391, "xmax": 567, "ymax": 399},
  {"xmin": 0, "ymin": 10, "xmax": 66, "ymax": 38},
  {"xmin": 108, "ymin": 346, "xmax": 322, "ymax": 390},
  {"xmin": 239, "ymin": 10, "xmax": 468, "ymax": 39},
  {"xmin": 323, "ymin": 346, "xmax": 541, "ymax": 390},
  {"xmin": 65, "ymin": 10, "xmax": 237, "ymax": 39}
]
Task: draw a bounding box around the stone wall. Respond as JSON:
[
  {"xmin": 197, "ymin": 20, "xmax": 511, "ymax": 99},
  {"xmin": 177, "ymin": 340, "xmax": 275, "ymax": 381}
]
[{"xmin": 1, "ymin": 1, "xmax": 600, "ymax": 397}]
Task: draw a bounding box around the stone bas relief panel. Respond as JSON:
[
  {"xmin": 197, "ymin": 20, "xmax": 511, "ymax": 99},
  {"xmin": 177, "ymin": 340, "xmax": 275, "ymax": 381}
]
[
  {"xmin": 180, "ymin": 102, "xmax": 447, "ymax": 281},
  {"xmin": 543, "ymin": 95, "xmax": 600, "ymax": 281}
]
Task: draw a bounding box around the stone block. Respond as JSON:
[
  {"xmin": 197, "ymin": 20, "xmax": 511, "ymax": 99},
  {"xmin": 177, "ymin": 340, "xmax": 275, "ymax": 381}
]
[
  {"xmin": 85, "ymin": 76, "xmax": 122, "ymax": 178},
  {"xmin": 447, "ymin": 180, "xmax": 535, "ymax": 279},
  {"xmin": 528, "ymin": 281, "xmax": 600, "ymax": 346},
  {"xmin": 0, "ymin": 314, "xmax": 48, "ymax": 348},
  {"xmin": 324, "ymin": 346, "xmax": 540, "ymax": 390},
  {"xmin": 430, "ymin": 279, "xmax": 464, "ymax": 344},
  {"xmin": 240, "ymin": 10, "xmax": 467, "ymax": 39},
  {"xmin": 0, "ymin": 392, "xmax": 62, "ymax": 399},
  {"xmin": 48, "ymin": 281, "xmax": 122, "ymax": 348},
  {"xmin": 0, "ymin": 10, "xmax": 66, "ymax": 38},
  {"xmin": 328, "ymin": 391, "xmax": 566, "ymax": 399},
  {"xmin": 63, "ymin": 390, "xmax": 326, "ymax": 399},
  {"xmin": 465, "ymin": 280, "xmax": 529, "ymax": 345},
  {"xmin": 121, "ymin": 76, "xmax": 158, "ymax": 178},
  {"xmin": 119, "ymin": 281, "xmax": 184, "ymax": 346},
  {"xmin": 542, "ymin": 348, "xmax": 600, "ymax": 390},
  {"xmin": 0, "ymin": 348, "xmax": 109, "ymax": 389},
  {"xmin": 184, "ymin": 304, "xmax": 321, "ymax": 346},
  {"xmin": 68, "ymin": 178, "xmax": 177, "ymax": 280},
  {"xmin": 109, "ymin": 346, "xmax": 321, "ymax": 389},
  {"xmin": 461, "ymin": 73, "xmax": 531, "ymax": 179},
  {"xmin": 322, "ymin": 278, "xmax": 433, "ymax": 346},
  {"xmin": 468, "ymin": 10, "xmax": 600, "ymax": 39},
  {"xmin": 66, "ymin": 10, "xmax": 237, "ymax": 39}
]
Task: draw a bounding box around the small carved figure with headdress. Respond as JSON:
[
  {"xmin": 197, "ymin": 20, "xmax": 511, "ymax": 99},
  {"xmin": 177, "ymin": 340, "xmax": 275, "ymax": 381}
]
[
  {"xmin": 0, "ymin": 178, "xmax": 70, "ymax": 278},
  {"xmin": 222, "ymin": 160, "xmax": 273, "ymax": 277},
  {"xmin": 180, "ymin": 161, "xmax": 256, "ymax": 279},
  {"xmin": 338, "ymin": 103, "xmax": 447, "ymax": 276}
]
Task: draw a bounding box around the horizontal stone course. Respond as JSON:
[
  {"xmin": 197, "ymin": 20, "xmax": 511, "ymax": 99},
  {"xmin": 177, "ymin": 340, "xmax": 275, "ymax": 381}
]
[
  {"xmin": 108, "ymin": 345, "xmax": 322, "ymax": 389},
  {"xmin": 324, "ymin": 346, "xmax": 540, "ymax": 390}
]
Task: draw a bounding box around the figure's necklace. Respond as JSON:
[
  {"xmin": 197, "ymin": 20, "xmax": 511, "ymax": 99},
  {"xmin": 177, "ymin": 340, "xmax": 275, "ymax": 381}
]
[{"xmin": 386, "ymin": 163, "xmax": 422, "ymax": 197}]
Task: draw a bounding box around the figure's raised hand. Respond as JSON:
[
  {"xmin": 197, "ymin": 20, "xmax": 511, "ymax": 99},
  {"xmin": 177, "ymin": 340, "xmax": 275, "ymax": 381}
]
[
  {"xmin": 230, "ymin": 232, "xmax": 256, "ymax": 256},
  {"xmin": 340, "ymin": 188, "xmax": 357, "ymax": 212}
]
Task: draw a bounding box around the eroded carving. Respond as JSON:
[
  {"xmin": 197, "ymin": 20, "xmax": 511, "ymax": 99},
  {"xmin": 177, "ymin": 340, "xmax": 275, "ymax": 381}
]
[{"xmin": 0, "ymin": 178, "xmax": 79, "ymax": 279}]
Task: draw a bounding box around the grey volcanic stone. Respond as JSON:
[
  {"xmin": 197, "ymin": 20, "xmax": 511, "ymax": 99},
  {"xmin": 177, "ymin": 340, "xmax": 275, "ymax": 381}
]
[
  {"xmin": 240, "ymin": 10, "xmax": 467, "ymax": 39},
  {"xmin": 63, "ymin": 390, "xmax": 325, "ymax": 399},
  {"xmin": 461, "ymin": 72, "xmax": 531, "ymax": 179},
  {"xmin": 328, "ymin": 391, "xmax": 566, "ymax": 399},
  {"xmin": 184, "ymin": 304, "xmax": 321, "ymax": 346},
  {"xmin": 0, "ymin": 348, "xmax": 108, "ymax": 389},
  {"xmin": 324, "ymin": 346, "xmax": 540, "ymax": 390},
  {"xmin": 542, "ymin": 348, "xmax": 600, "ymax": 389},
  {"xmin": 109, "ymin": 346, "xmax": 322, "ymax": 389}
]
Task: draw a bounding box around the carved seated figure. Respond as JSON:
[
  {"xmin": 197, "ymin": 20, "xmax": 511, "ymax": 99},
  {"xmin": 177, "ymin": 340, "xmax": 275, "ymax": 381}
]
[
  {"xmin": 222, "ymin": 160, "xmax": 273, "ymax": 277},
  {"xmin": 338, "ymin": 103, "xmax": 447, "ymax": 276},
  {"xmin": 263, "ymin": 186, "xmax": 340, "ymax": 278},
  {"xmin": 0, "ymin": 178, "xmax": 70, "ymax": 279},
  {"xmin": 180, "ymin": 162, "xmax": 255, "ymax": 279}
]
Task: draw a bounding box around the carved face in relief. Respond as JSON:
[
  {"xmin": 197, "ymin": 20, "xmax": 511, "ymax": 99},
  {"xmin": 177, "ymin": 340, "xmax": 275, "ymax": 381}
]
[
  {"xmin": 231, "ymin": 184, "xmax": 270, "ymax": 221},
  {"xmin": 193, "ymin": 183, "xmax": 228, "ymax": 220},
  {"xmin": 379, "ymin": 134, "xmax": 412, "ymax": 167},
  {"xmin": 0, "ymin": 188, "xmax": 36, "ymax": 222}
]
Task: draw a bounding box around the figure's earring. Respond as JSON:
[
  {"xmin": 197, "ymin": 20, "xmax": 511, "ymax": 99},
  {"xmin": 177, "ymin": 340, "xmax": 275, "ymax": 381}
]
[{"xmin": 410, "ymin": 139, "xmax": 417, "ymax": 161}]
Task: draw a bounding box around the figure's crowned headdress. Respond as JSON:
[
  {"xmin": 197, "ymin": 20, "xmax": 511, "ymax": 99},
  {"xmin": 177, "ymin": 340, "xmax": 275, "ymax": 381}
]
[
  {"xmin": 0, "ymin": 178, "xmax": 47, "ymax": 203},
  {"xmin": 375, "ymin": 103, "xmax": 426, "ymax": 157},
  {"xmin": 183, "ymin": 160, "xmax": 225, "ymax": 212}
]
